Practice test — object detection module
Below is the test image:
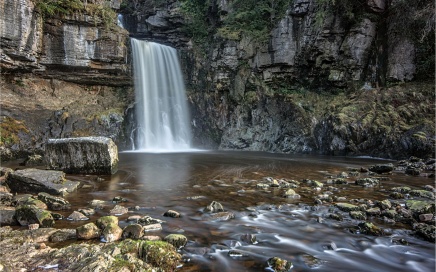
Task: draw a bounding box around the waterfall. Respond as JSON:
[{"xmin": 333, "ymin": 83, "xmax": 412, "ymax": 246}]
[{"xmin": 131, "ymin": 39, "xmax": 192, "ymax": 152}]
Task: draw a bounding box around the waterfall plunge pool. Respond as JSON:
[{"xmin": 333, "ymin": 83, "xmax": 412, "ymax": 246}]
[{"xmin": 51, "ymin": 151, "xmax": 436, "ymax": 272}]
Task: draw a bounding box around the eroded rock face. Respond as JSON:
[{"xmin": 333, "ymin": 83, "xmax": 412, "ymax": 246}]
[
  {"xmin": 0, "ymin": 0, "xmax": 130, "ymax": 85},
  {"xmin": 45, "ymin": 137, "xmax": 118, "ymax": 174}
]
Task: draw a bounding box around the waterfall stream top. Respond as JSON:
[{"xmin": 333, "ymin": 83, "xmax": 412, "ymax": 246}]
[{"xmin": 131, "ymin": 39, "xmax": 192, "ymax": 152}]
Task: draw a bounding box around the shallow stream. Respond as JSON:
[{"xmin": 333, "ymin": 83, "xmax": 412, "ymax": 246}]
[{"xmin": 12, "ymin": 151, "xmax": 436, "ymax": 271}]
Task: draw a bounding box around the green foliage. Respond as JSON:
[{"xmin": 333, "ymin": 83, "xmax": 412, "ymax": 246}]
[
  {"xmin": 179, "ymin": 0, "xmax": 211, "ymax": 44},
  {"xmin": 219, "ymin": 0, "xmax": 292, "ymax": 42},
  {"xmin": 34, "ymin": 0, "xmax": 84, "ymax": 17},
  {"xmin": 0, "ymin": 117, "xmax": 29, "ymax": 146},
  {"xmin": 314, "ymin": 0, "xmax": 365, "ymax": 28},
  {"xmin": 33, "ymin": 0, "xmax": 117, "ymax": 28}
]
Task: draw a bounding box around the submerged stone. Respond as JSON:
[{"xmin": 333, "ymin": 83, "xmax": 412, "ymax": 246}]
[{"xmin": 45, "ymin": 136, "xmax": 118, "ymax": 175}]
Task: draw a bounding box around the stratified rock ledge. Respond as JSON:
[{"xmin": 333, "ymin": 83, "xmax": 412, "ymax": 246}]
[{"xmin": 45, "ymin": 137, "xmax": 118, "ymax": 175}]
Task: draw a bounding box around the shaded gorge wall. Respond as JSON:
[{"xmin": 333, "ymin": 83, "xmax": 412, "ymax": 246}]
[{"xmin": 0, "ymin": 0, "xmax": 434, "ymax": 160}]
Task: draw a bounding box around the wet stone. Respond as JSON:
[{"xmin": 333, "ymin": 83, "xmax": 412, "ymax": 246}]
[
  {"xmin": 418, "ymin": 213, "xmax": 434, "ymax": 222},
  {"xmin": 409, "ymin": 190, "xmax": 435, "ymax": 199},
  {"xmin": 350, "ymin": 211, "xmax": 367, "ymax": 220},
  {"xmin": 38, "ymin": 192, "xmax": 70, "ymax": 210},
  {"xmin": 15, "ymin": 205, "xmax": 55, "ymax": 228},
  {"xmin": 267, "ymin": 256, "xmax": 293, "ymax": 272},
  {"xmin": 240, "ymin": 233, "xmax": 257, "ymax": 244},
  {"xmin": 336, "ymin": 203, "xmax": 360, "ymax": 212},
  {"xmin": 67, "ymin": 211, "xmax": 89, "ymax": 221},
  {"xmin": 96, "ymin": 216, "xmax": 119, "ymax": 229},
  {"xmin": 101, "ymin": 223, "xmax": 123, "ymax": 243},
  {"xmin": 78, "ymin": 208, "xmax": 95, "ymax": 216},
  {"xmin": 138, "ymin": 216, "xmax": 163, "ymax": 226},
  {"xmin": 358, "ymin": 222, "xmax": 383, "ymax": 236},
  {"xmin": 143, "ymin": 223, "xmax": 162, "ymax": 232},
  {"xmin": 112, "ymin": 196, "xmax": 128, "ymax": 203},
  {"xmin": 163, "ymin": 209, "xmax": 181, "ymax": 218},
  {"xmin": 76, "ymin": 223, "xmax": 100, "ymax": 240},
  {"xmin": 204, "ymin": 201, "xmax": 224, "ymax": 213},
  {"xmin": 209, "ymin": 211, "xmax": 235, "ymax": 221},
  {"xmin": 414, "ymin": 223, "xmax": 436, "ymax": 242},
  {"xmin": 49, "ymin": 229, "xmax": 76, "ymax": 242},
  {"xmin": 368, "ymin": 163, "xmax": 394, "ymax": 174},
  {"xmin": 164, "ymin": 234, "xmax": 188, "ymax": 248},
  {"xmin": 366, "ymin": 207, "xmax": 381, "ymax": 216},
  {"xmin": 122, "ymin": 223, "xmax": 144, "ymax": 239},
  {"xmin": 109, "ymin": 204, "xmax": 128, "ymax": 216},
  {"xmin": 355, "ymin": 178, "xmax": 379, "ymax": 187}
]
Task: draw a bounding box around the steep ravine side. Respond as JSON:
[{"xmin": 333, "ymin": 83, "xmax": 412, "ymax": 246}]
[
  {"xmin": 121, "ymin": 0, "xmax": 434, "ymax": 159},
  {"xmin": 0, "ymin": 0, "xmax": 134, "ymax": 160},
  {"xmin": 1, "ymin": 0, "xmax": 434, "ymax": 160}
]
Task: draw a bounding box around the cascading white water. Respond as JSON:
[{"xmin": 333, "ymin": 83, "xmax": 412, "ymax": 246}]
[{"xmin": 131, "ymin": 38, "xmax": 192, "ymax": 152}]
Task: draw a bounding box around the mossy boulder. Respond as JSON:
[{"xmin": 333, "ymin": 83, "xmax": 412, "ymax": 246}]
[
  {"xmin": 15, "ymin": 205, "xmax": 54, "ymax": 227},
  {"xmin": 409, "ymin": 190, "xmax": 435, "ymax": 199},
  {"xmin": 164, "ymin": 234, "xmax": 188, "ymax": 248},
  {"xmin": 368, "ymin": 163, "xmax": 394, "ymax": 174},
  {"xmin": 406, "ymin": 200, "xmax": 435, "ymax": 217},
  {"xmin": 358, "ymin": 222, "xmax": 383, "ymax": 236},
  {"xmin": 76, "ymin": 223, "xmax": 100, "ymax": 240},
  {"xmin": 283, "ymin": 188, "xmax": 301, "ymax": 199},
  {"xmin": 37, "ymin": 192, "xmax": 71, "ymax": 210},
  {"xmin": 96, "ymin": 216, "xmax": 119, "ymax": 229},
  {"xmin": 414, "ymin": 223, "xmax": 436, "ymax": 242},
  {"xmin": 336, "ymin": 203, "xmax": 360, "ymax": 212},
  {"xmin": 140, "ymin": 241, "xmax": 182, "ymax": 271},
  {"xmin": 350, "ymin": 211, "xmax": 367, "ymax": 220},
  {"xmin": 102, "ymin": 222, "xmax": 123, "ymax": 243},
  {"xmin": 122, "ymin": 224, "xmax": 144, "ymax": 240},
  {"xmin": 355, "ymin": 178, "xmax": 379, "ymax": 187},
  {"xmin": 16, "ymin": 196, "xmax": 47, "ymax": 210}
]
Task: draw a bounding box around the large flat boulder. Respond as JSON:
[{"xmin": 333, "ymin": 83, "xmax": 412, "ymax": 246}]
[
  {"xmin": 45, "ymin": 137, "xmax": 118, "ymax": 174},
  {"xmin": 6, "ymin": 169, "xmax": 80, "ymax": 196}
]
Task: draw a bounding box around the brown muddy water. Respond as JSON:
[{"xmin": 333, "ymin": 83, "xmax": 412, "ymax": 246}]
[{"xmin": 10, "ymin": 151, "xmax": 436, "ymax": 271}]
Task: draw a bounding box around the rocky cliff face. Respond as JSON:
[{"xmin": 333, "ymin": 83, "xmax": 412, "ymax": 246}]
[
  {"xmin": 0, "ymin": 0, "xmax": 133, "ymax": 159},
  {"xmin": 1, "ymin": 0, "xmax": 434, "ymax": 160},
  {"xmin": 120, "ymin": 0, "xmax": 434, "ymax": 159}
]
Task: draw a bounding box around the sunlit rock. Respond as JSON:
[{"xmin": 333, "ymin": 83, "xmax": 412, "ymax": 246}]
[
  {"xmin": 45, "ymin": 137, "xmax": 118, "ymax": 175},
  {"xmin": 101, "ymin": 223, "xmax": 123, "ymax": 243},
  {"xmin": 96, "ymin": 216, "xmax": 119, "ymax": 230},
  {"xmin": 76, "ymin": 223, "xmax": 100, "ymax": 240}
]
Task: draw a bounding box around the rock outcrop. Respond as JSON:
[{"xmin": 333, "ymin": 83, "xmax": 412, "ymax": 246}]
[
  {"xmin": 45, "ymin": 136, "xmax": 118, "ymax": 174},
  {"xmin": 5, "ymin": 168, "xmax": 80, "ymax": 195}
]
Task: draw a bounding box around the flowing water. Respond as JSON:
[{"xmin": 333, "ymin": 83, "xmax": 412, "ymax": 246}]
[
  {"xmin": 51, "ymin": 151, "xmax": 435, "ymax": 272},
  {"xmin": 130, "ymin": 39, "xmax": 192, "ymax": 151}
]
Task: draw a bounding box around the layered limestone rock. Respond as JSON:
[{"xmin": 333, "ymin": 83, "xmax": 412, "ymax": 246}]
[
  {"xmin": 45, "ymin": 136, "xmax": 118, "ymax": 174},
  {"xmin": 0, "ymin": 0, "xmax": 130, "ymax": 85}
]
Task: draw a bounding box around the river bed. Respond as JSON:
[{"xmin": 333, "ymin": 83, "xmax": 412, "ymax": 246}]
[{"xmin": 7, "ymin": 151, "xmax": 435, "ymax": 271}]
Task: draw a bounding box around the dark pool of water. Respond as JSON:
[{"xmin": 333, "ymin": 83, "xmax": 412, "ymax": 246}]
[{"xmin": 9, "ymin": 151, "xmax": 436, "ymax": 271}]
